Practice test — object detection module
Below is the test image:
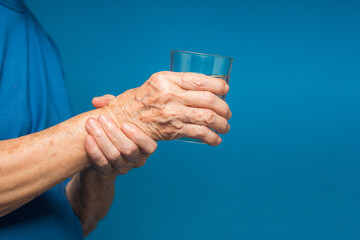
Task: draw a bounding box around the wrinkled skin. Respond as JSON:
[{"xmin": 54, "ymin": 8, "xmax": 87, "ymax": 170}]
[
  {"xmin": 104, "ymin": 71, "xmax": 232, "ymax": 146},
  {"xmin": 84, "ymin": 94, "xmax": 157, "ymax": 176},
  {"xmin": 0, "ymin": 71, "xmax": 231, "ymax": 232}
]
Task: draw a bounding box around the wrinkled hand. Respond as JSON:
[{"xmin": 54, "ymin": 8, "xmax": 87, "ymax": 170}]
[
  {"xmin": 103, "ymin": 71, "xmax": 232, "ymax": 146},
  {"xmin": 84, "ymin": 95, "xmax": 157, "ymax": 175}
]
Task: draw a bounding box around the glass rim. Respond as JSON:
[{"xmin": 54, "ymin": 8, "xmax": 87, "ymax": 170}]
[{"xmin": 171, "ymin": 50, "xmax": 233, "ymax": 61}]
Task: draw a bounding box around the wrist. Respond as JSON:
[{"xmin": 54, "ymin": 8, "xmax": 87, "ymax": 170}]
[
  {"xmin": 102, "ymin": 105, "xmax": 124, "ymax": 128},
  {"xmin": 101, "ymin": 89, "xmax": 159, "ymax": 140},
  {"xmin": 101, "ymin": 88, "xmax": 140, "ymax": 128},
  {"xmin": 100, "ymin": 91, "xmax": 135, "ymax": 129}
]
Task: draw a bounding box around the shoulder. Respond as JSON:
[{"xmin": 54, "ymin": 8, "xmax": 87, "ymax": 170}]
[
  {"xmin": 0, "ymin": 0, "xmax": 26, "ymax": 14},
  {"xmin": 0, "ymin": 1, "xmax": 28, "ymax": 73}
]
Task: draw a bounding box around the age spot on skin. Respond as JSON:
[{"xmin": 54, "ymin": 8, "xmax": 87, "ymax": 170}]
[{"xmin": 49, "ymin": 140, "xmax": 54, "ymax": 146}]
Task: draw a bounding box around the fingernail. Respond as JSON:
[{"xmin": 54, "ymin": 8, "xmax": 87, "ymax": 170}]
[
  {"xmin": 225, "ymin": 84, "xmax": 229, "ymax": 92},
  {"xmin": 98, "ymin": 114, "xmax": 108, "ymax": 124},
  {"xmin": 217, "ymin": 137, "xmax": 222, "ymax": 144},
  {"xmin": 228, "ymin": 111, "xmax": 232, "ymax": 119},
  {"xmin": 122, "ymin": 123, "xmax": 134, "ymax": 133},
  {"xmin": 87, "ymin": 118, "xmax": 96, "ymax": 128}
]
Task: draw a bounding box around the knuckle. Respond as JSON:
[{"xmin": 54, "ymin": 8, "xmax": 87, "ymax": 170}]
[
  {"xmin": 162, "ymin": 105, "xmax": 178, "ymax": 119},
  {"xmin": 160, "ymin": 126, "xmax": 180, "ymax": 141},
  {"xmin": 121, "ymin": 144, "xmax": 137, "ymax": 157},
  {"xmin": 194, "ymin": 125, "xmax": 208, "ymax": 138},
  {"xmin": 96, "ymin": 158, "xmax": 109, "ymax": 168},
  {"xmin": 104, "ymin": 119, "xmax": 115, "ymax": 131},
  {"xmin": 192, "ymin": 77, "xmax": 204, "ymax": 88},
  {"xmin": 203, "ymin": 110, "xmax": 216, "ymax": 124},
  {"xmin": 149, "ymin": 72, "xmax": 173, "ymax": 92},
  {"xmin": 107, "ymin": 150, "xmax": 121, "ymax": 161},
  {"xmin": 162, "ymin": 127, "xmax": 176, "ymax": 139},
  {"xmin": 183, "ymin": 74, "xmax": 204, "ymax": 89},
  {"xmin": 171, "ymin": 119, "xmax": 183, "ymax": 130},
  {"xmin": 88, "ymin": 149, "xmax": 103, "ymax": 160},
  {"xmin": 135, "ymin": 160, "xmax": 146, "ymax": 168},
  {"xmin": 219, "ymin": 122, "xmax": 229, "ymax": 134},
  {"xmin": 203, "ymin": 92, "xmax": 216, "ymax": 106},
  {"xmin": 151, "ymin": 71, "xmax": 169, "ymax": 82},
  {"xmin": 161, "ymin": 90, "xmax": 177, "ymax": 102},
  {"xmin": 149, "ymin": 76, "xmax": 160, "ymax": 86},
  {"xmin": 151, "ymin": 72, "xmax": 161, "ymax": 79}
]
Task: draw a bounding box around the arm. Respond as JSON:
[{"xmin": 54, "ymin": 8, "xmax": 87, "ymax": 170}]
[
  {"xmin": 0, "ymin": 109, "xmax": 109, "ymax": 216},
  {"xmin": 0, "ymin": 71, "xmax": 230, "ymax": 218},
  {"xmin": 66, "ymin": 167, "xmax": 116, "ymax": 236}
]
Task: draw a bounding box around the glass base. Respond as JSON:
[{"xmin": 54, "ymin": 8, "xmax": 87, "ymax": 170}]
[{"xmin": 176, "ymin": 137, "xmax": 205, "ymax": 144}]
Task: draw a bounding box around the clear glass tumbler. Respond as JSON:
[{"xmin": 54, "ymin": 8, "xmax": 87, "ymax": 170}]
[{"xmin": 170, "ymin": 50, "xmax": 233, "ymax": 144}]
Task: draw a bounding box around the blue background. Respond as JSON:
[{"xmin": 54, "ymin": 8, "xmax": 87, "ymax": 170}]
[{"xmin": 25, "ymin": 0, "xmax": 360, "ymax": 239}]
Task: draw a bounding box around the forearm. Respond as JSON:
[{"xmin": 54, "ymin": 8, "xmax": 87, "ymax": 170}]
[
  {"xmin": 66, "ymin": 167, "xmax": 116, "ymax": 236},
  {"xmin": 0, "ymin": 108, "xmax": 112, "ymax": 216}
]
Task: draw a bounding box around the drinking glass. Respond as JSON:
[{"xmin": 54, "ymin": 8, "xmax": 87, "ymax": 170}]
[{"xmin": 170, "ymin": 50, "xmax": 233, "ymax": 144}]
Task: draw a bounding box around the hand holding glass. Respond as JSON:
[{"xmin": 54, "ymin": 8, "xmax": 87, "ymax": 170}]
[{"xmin": 170, "ymin": 50, "xmax": 233, "ymax": 144}]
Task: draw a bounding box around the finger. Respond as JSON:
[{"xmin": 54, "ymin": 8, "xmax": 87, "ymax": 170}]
[
  {"xmin": 121, "ymin": 122, "xmax": 157, "ymax": 155},
  {"xmin": 92, "ymin": 94, "xmax": 116, "ymax": 108},
  {"xmin": 86, "ymin": 117, "xmax": 127, "ymax": 172},
  {"xmin": 170, "ymin": 72, "xmax": 229, "ymax": 96},
  {"xmin": 181, "ymin": 90, "xmax": 231, "ymax": 120},
  {"xmin": 179, "ymin": 124, "xmax": 222, "ymax": 146},
  {"xmin": 181, "ymin": 107, "xmax": 230, "ymax": 134},
  {"xmin": 84, "ymin": 135, "xmax": 115, "ymax": 175},
  {"xmin": 97, "ymin": 115, "xmax": 143, "ymax": 162}
]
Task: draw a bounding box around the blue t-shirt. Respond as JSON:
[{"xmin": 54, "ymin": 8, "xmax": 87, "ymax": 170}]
[{"xmin": 0, "ymin": 0, "xmax": 83, "ymax": 239}]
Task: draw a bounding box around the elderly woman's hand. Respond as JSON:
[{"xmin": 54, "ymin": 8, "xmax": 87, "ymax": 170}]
[
  {"xmin": 104, "ymin": 71, "xmax": 231, "ymax": 146},
  {"xmin": 84, "ymin": 95, "xmax": 157, "ymax": 175}
]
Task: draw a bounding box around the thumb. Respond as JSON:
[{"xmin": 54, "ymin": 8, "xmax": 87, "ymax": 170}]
[{"xmin": 92, "ymin": 94, "xmax": 116, "ymax": 109}]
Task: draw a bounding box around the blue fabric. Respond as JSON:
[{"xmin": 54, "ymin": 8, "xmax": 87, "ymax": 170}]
[{"xmin": 0, "ymin": 0, "xmax": 83, "ymax": 239}]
